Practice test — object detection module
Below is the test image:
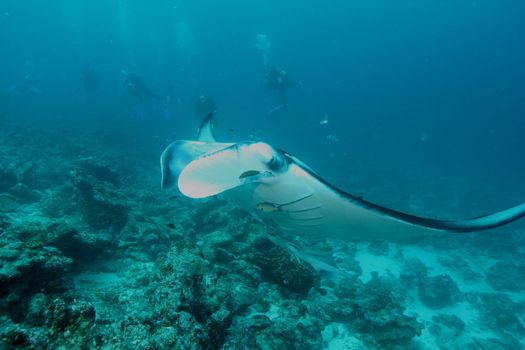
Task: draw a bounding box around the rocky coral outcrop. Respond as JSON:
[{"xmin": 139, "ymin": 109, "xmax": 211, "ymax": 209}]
[
  {"xmin": 0, "ymin": 168, "xmax": 17, "ymax": 193},
  {"xmin": 71, "ymin": 169, "xmax": 128, "ymax": 233},
  {"xmin": 350, "ymin": 276, "xmax": 423, "ymax": 349},
  {"xmin": 250, "ymin": 238, "xmax": 318, "ymax": 296},
  {"xmin": 9, "ymin": 218, "xmax": 114, "ymax": 270},
  {"xmin": 429, "ymin": 313, "xmax": 466, "ymax": 348},
  {"xmin": 148, "ymin": 247, "xmax": 241, "ymax": 349},
  {"xmin": 7, "ymin": 183, "xmax": 41, "ymax": 203},
  {"xmin": 485, "ymin": 261, "xmax": 524, "ymax": 292},
  {"xmin": 0, "ymin": 237, "xmax": 72, "ymax": 322},
  {"xmin": 310, "ymin": 275, "xmax": 423, "ymax": 349},
  {"xmin": 0, "ymin": 193, "xmax": 18, "ymax": 213},
  {"xmin": 400, "ymin": 257, "xmax": 428, "ymax": 286},
  {"xmin": 418, "ymin": 274, "xmax": 462, "ymax": 309},
  {"xmin": 1, "ymin": 296, "xmax": 96, "ymax": 350},
  {"xmin": 478, "ymin": 293, "xmax": 525, "ymax": 336}
]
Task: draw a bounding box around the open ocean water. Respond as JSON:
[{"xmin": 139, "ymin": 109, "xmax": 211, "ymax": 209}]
[{"xmin": 1, "ymin": 1, "xmax": 524, "ymax": 349}]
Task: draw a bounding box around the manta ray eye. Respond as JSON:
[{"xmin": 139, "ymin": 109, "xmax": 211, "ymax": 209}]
[
  {"xmin": 267, "ymin": 152, "xmax": 288, "ymax": 171},
  {"xmin": 248, "ymin": 142, "xmax": 287, "ymax": 171},
  {"xmin": 267, "ymin": 156, "xmax": 280, "ymax": 170}
]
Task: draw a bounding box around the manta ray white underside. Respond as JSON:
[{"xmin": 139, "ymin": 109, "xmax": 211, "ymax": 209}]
[{"xmin": 160, "ymin": 114, "xmax": 525, "ymax": 241}]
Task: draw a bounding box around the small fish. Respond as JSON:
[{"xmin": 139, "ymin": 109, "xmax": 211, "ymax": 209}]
[
  {"xmin": 255, "ymin": 202, "xmax": 281, "ymax": 213},
  {"xmin": 168, "ymin": 195, "xmax": 179, "ymax": 200},
  {"xmin": 255, "ymin": 194, "xmax": 314, "ymax": 213},
  {"xmin": 165, "ymin": 223, "xmax": 176, "ymax": 229},
  {"xmin": 319, "ymin": 118, "xmax": 329, "ymax": 125}
]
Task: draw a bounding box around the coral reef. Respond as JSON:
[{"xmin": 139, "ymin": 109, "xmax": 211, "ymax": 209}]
[
  {"xmin": 346, "ymin": 276, "xmax": 423, "ymax": 349},
  {"xmin": 0, "ymin": 168, "xmax": 17, "ymax": 193},
  {"xmin": 400, "ymin": 257, "xmax": 428, "ymax": 286},
  {"xmin": 0, "ymin": 122, "xmax": 523, "ymax": 350},
  {"xmin": 71, "ymin": 169, "xmax": 129, "ymax": 233},
  {"xmin": 429, "ymin": 313, "xmax": 465, "ymax": 347},
  {"xmin": 485, "ymin": 261, "xmax": 524, "ymax": 292},
  {"xmin": 478, "ymin": 293, "xmax": 525, "ymax": 336},
  {"xmin": 1, "ymin": 295, "xmax": 96, "ymax": 349},
  {"xmin": 418, "ymin": 274, "xmax": 462, "ymax": 309},
  {"xmin": 250, "ymin": 238, "xmax": 318, "ymax": 295},
  {"xmin": 0, "ymin": 234, "xmax": 72, "ymax": 323}
]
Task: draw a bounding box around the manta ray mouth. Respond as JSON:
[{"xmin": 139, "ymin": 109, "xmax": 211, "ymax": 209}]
[
  {"xmin": 239, "ymin": 170, "xmax": 262, "ymax": 179},
  {"xmin": 239, "ymin": 170, "xmax": 273, "ymax": 184}
]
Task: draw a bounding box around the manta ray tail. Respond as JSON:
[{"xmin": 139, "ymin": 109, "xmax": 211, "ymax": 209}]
[
  {"xmin": 423, "ymin": 202, "xmax": 525, "ymax": 232},
  {"xmin": 303, "ymin": 163, "xmax": 525, "ymax": 234}
]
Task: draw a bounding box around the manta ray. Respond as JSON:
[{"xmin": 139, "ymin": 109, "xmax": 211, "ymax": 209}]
[{"xmin": 160, "ymin": 113, "xmax": 525, "ymax": 241}]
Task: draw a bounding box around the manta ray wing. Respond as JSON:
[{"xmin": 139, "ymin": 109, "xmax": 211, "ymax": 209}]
[
  {"xmin": 173, "ymin": 141, "xmax": 525, "ymax": 241},
  {"xmin": 160, "ymin": 140, "xmax": 234, "ymax": 190}
]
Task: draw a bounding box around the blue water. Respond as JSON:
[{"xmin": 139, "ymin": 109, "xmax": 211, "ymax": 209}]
[
  {"xmin": 2, "ymin": 1, "xmax": 524, "ymax": 204},
  {"xmin": 1, "ymin": 1, "xmax": 525, "ymax": 348}
]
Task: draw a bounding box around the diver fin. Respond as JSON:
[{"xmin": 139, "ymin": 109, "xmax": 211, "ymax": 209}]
[{"xmin": 197, "ymin": 111, "xmax": 217, "ymax": 142}]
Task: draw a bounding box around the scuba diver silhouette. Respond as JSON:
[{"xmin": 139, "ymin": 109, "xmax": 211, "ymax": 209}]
[
  {"xmin": 264, "ymin": 66, "xmax": 297, "ymax": 116},
  {"xmin": 124, "ymin": 72, "xmax": 164, "ymax": 102},
  {"xmin": 123, "ymin": 71, "xmax": 171, "ymax": 121}
]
